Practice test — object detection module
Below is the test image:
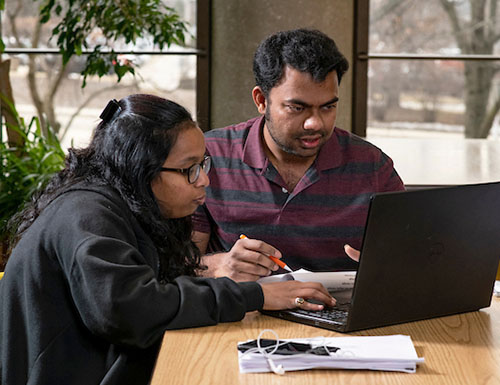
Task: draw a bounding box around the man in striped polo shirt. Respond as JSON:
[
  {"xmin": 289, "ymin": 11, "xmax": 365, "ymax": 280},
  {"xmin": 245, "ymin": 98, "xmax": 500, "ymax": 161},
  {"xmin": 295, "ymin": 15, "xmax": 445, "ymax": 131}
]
[{"xmin": 192, "ymin": 29, "xmax": 404, "ymax": 281}]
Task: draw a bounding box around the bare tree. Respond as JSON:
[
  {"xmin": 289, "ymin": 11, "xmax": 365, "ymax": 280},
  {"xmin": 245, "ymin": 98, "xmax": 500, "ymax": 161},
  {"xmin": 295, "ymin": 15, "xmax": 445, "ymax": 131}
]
[
  {"xmin": 6, "ymin": 0, "xmax": 68, "ymax": 136},
  {"xmin": 370, "ymin": 0, "xmax": 499, "ymax": 138},
  {"xmin": 439, "ymin": 0, "xmax": 500, "ymax": 138}
]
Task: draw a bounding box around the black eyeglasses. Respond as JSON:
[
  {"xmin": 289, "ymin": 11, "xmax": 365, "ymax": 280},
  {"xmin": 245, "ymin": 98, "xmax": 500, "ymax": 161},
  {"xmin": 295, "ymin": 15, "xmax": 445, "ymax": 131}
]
[{"xmin": 160, "ymin": 155, "xmax": 211, "ymax": 184}]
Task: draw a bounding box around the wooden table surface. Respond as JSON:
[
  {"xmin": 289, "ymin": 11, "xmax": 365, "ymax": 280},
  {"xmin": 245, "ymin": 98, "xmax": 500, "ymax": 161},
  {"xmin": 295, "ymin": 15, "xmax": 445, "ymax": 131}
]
[{"xmin": 151, "ymin": 296, "xmax": 500, "ymax": 385}]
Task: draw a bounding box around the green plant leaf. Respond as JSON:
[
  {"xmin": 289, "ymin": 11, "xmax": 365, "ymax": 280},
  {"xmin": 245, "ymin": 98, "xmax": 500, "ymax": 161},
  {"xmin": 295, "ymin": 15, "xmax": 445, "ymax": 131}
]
[
  {"xmin": 41, "ymin": 0, "xmax": 188, "ymax": 87},
  {"xmin": 1, "ymin": 105, "xmax": 65, "ymax": 235}
]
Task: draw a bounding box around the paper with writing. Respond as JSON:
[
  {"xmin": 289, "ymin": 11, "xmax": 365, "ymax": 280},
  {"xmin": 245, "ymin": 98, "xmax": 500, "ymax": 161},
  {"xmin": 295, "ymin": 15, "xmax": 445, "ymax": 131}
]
[{"xmin": 258, "ymin": 268, "xmax": 356, "ymax": 292}]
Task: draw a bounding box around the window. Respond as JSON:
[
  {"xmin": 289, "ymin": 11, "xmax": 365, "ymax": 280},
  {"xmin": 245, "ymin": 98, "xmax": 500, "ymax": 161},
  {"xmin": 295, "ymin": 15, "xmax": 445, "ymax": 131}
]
[
  {"xmin": 354, "ymin": 0, "xmax": 500, "ymax": 140},
  {"xmin": 1, "ymin": 0, "xmax": 207, "ymax": 148},
  {"xmin": 353, "ymin": 0, "xmax": 500, "ymax": 185}
]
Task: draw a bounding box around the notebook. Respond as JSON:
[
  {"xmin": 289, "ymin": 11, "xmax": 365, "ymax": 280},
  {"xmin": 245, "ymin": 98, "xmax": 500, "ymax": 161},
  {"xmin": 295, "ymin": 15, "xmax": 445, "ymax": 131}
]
[{"xmin": 261, "ymin": 182, "xmax": 500, "ymax": 332}]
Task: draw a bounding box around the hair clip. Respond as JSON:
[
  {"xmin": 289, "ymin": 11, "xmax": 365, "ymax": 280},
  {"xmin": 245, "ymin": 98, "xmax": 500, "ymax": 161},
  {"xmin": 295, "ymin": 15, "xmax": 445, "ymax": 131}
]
[{"xmin": 99, "ymin": 99, "xmax": 122, "ymax": 122}]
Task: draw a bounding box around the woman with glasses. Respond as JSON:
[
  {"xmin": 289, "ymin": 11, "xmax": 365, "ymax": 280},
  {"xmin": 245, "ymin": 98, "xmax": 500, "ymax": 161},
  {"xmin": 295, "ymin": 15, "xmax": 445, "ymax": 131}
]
[{"xmin": 0, "ymin": 94, "xmax": 334, "ymax": 385}]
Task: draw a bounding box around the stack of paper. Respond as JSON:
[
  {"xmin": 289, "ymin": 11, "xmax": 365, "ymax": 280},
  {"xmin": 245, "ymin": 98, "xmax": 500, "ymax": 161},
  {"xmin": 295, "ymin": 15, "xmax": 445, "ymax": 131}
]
[
  {"xmin": 257, "ymin": 268, "xmax": 356, "ymax": 292},
  {"xmin": 238, "ymin": 334, "xmax": 424, "ymax": 374}
]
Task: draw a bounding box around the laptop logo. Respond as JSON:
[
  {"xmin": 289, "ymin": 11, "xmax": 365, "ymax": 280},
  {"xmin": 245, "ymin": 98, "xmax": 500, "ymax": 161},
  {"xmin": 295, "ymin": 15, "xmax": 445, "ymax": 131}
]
[{"xmin": 427, "ymin": 241, "xmax": 444, "ymax": 264}]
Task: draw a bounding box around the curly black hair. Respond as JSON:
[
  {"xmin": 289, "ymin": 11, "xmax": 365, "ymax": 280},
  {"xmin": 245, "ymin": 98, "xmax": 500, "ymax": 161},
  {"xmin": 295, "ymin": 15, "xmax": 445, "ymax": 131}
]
[
  {"xmin": 253, "ymin": 28, "xmax": 349, "ymax": 96},
  {"xmin": 7, "ymin": 94, "xmax": 201, "ymax": 281}
]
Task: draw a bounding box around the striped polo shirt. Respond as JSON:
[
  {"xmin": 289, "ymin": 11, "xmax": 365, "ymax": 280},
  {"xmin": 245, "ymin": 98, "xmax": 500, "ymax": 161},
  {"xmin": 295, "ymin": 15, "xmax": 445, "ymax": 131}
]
[{"xmin": 192, "ymin": 116, "xmax": 405, "ymax": 271}]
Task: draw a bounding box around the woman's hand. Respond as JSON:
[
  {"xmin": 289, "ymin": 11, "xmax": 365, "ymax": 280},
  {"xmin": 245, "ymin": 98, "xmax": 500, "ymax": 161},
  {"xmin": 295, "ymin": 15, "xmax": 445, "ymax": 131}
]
[{"xmin": 260, "ymin": 281, "xmax": 336, "ymax": 311}]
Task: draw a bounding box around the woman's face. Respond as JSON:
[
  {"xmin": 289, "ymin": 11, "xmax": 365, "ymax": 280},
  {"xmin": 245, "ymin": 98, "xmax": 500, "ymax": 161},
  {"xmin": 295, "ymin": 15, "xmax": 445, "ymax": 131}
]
[{"xmin": 151, "ymin": 124, "xmax": 209, "ymax": 218}]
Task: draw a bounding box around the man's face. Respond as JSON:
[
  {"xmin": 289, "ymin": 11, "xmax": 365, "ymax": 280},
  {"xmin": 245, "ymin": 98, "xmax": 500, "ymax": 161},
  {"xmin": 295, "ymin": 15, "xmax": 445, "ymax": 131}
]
[{"xmin": 259, "ymin": 66, "xmax": 339, "ymax": 160}]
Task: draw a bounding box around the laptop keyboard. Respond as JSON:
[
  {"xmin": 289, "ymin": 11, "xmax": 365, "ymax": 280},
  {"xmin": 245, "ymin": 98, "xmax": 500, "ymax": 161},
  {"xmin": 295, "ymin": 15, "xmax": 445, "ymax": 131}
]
[{"xmin": 292, "ymin": 308, "xmax": 349, "ymax": 325}]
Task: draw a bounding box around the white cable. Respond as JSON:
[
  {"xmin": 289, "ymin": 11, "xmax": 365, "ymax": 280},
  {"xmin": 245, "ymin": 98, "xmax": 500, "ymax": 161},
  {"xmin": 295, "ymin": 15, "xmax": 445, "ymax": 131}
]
[{"xmin": 256, "ymin": 329, "xmax": 285, "ymax": 375}]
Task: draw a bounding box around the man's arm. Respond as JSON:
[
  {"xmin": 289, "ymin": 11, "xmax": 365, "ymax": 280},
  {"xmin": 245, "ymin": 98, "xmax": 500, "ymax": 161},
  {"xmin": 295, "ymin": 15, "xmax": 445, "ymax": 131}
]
[
  {"xmin": 378, "ymin": 152, "xmax": 405, "ymax": 192},
  {"xmin": 193, "ymin": 231, "xmax": 282, "ymax": 282},
  {"xmin": 192, "ymin": 230, "xmax": 210, "ymax": 255}
]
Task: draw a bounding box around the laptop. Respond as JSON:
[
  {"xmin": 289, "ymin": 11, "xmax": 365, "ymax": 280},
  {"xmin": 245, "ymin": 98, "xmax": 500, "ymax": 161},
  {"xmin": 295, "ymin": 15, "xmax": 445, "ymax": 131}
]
[{"xmin": 261, "ymin": 182, "xmax": 500, "ymax": 332}]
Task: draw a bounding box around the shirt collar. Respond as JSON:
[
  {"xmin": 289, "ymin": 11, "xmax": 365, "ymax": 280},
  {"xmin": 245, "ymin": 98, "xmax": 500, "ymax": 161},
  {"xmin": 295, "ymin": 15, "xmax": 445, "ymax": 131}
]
[
  {"xmin": 242, "ymin": 116, "xmax": 342, "ymax": 171},
  {"xmin": 315, "ymin": 128, "xmax": 342, "ymax": 171},
  {"xmin": 242, "ymin": 116, "xmax": 268, "ymax": 170}
]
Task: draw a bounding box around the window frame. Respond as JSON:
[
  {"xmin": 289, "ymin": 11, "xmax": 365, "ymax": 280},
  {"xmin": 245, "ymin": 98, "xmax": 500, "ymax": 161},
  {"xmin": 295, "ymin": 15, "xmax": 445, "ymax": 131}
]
[
  {"xmin": 353, "ymin": 0, "xmax": 500, "ymax": 138},
  {"xmin": 1, "ymin": 0, "xmax": 211, "ymax": 131}
]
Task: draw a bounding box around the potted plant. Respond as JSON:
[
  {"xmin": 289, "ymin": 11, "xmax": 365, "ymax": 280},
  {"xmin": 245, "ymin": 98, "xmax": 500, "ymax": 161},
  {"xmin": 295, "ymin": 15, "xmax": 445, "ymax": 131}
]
[{"xmin": 0, "ymin": 99, "xmax": 65, "ymax": 270}]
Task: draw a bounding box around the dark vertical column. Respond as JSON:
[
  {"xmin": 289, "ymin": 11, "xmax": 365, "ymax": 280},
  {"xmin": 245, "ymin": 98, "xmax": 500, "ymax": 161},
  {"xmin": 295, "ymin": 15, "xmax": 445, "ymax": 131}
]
[
  {"xmin": 196, "ymin": 0, "xmax": 211, "ymax": 131},
  {"xmin": 352, "ymin": 0, "xmax": 369, "ymax": 137}
]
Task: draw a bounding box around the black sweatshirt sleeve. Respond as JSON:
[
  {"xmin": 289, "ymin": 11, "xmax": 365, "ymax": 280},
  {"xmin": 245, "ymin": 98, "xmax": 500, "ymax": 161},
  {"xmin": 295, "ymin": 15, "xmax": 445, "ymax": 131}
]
[{"xmin": 47, "ymin": 189, "xmax": 264, "ymax": 349}]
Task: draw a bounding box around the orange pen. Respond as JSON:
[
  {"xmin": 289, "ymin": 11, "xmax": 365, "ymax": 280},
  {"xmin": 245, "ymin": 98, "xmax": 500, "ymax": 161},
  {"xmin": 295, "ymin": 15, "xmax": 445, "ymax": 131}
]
[{"xmin": 239, "ymin": 234, "xmax": 293, "ymax": 272}]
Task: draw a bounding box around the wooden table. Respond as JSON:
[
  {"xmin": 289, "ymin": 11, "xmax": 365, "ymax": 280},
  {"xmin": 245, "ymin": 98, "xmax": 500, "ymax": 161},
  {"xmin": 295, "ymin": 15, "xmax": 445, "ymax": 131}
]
[{"xmin": 151, "ymin": 296, "xmax": 500, "ymax": 385}]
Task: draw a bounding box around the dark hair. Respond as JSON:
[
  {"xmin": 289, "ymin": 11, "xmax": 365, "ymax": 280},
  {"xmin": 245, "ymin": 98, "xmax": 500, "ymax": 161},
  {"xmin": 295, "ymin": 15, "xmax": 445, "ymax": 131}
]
[
  {"xmin": 253, "ymin": 28, "xmax": 349, "ymax": 96},
  {"xmin": 8, "ymin": 94, "xmax": 201, "ymax": 281}
]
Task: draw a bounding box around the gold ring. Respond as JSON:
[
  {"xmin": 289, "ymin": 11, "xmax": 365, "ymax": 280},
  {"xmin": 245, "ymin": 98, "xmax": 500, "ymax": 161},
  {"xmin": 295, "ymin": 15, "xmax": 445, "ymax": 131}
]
[{"xmin": 295, "ymin": 297, "xmax": 305, "ymax": 306}]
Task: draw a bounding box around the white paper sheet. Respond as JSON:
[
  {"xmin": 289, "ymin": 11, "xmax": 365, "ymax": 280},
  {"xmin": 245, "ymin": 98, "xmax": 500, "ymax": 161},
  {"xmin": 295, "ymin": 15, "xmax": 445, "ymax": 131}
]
[{"xmin": 258, "ymin": 268, "xmax": 356, "ymax": 292}]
